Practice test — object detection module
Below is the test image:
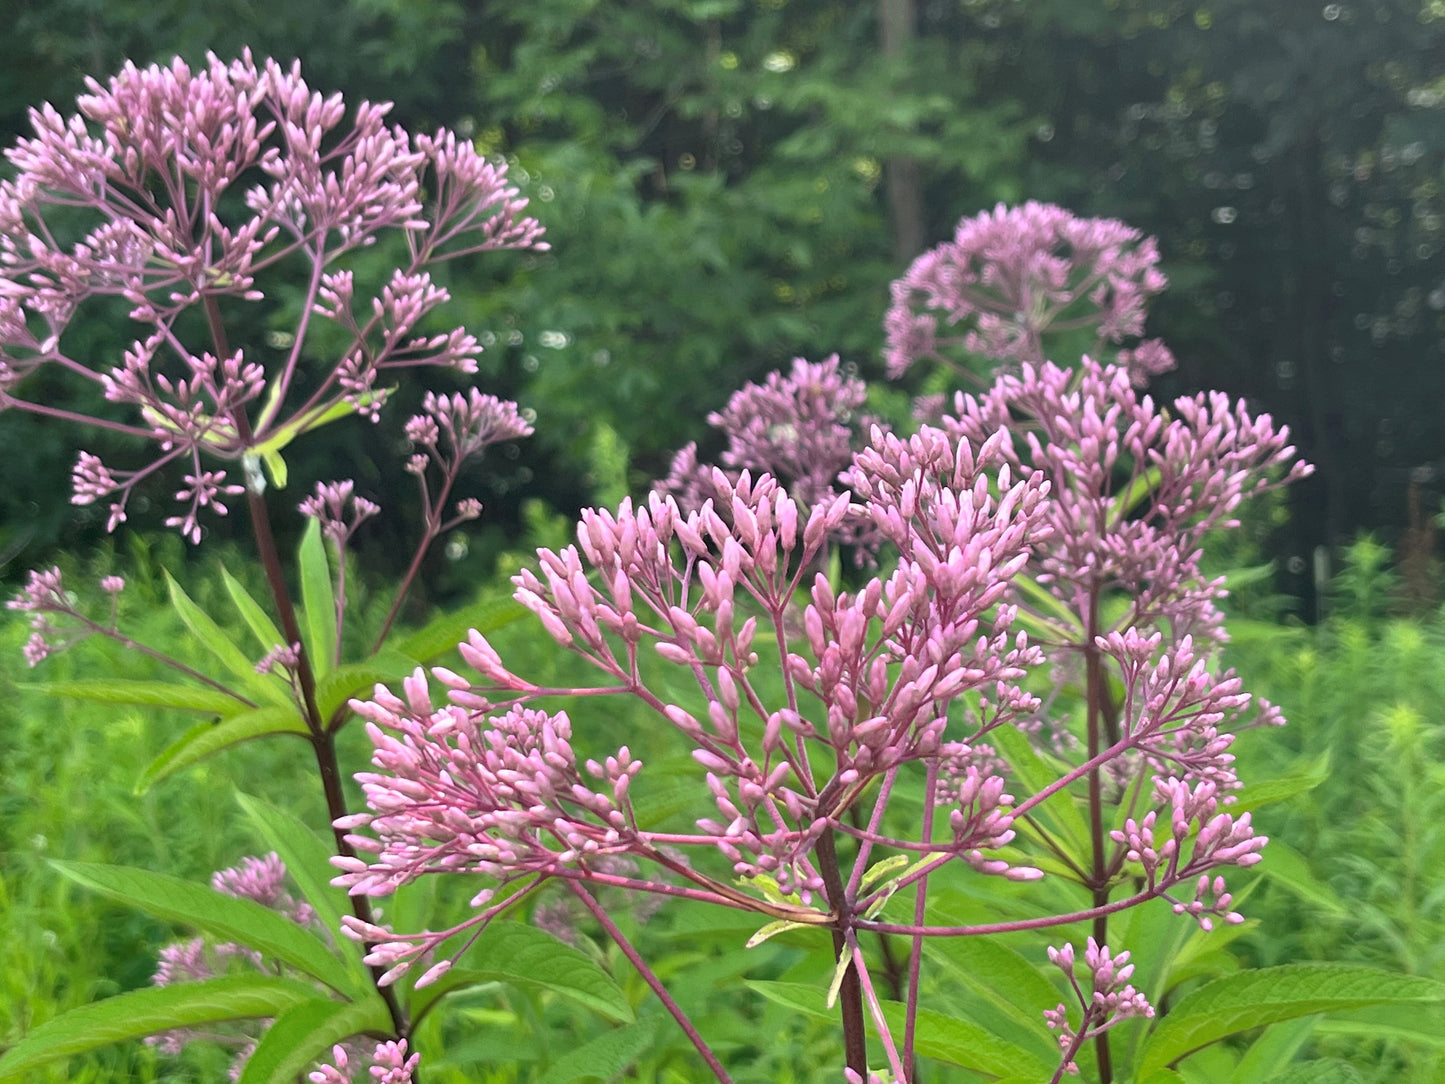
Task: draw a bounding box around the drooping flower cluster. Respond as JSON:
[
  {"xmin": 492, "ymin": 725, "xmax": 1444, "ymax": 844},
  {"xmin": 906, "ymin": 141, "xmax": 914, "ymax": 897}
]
[
  {"xmin": 884, "ymin": 202, "xmax": 1173, "ymax": 383},
  {"xmin": 0, "ymin": 51, "xmax": 545, "ymax": 541}
]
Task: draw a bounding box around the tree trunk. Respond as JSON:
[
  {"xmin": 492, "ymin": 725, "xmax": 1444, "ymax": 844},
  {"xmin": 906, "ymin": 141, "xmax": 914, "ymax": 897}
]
[{"xmin": 879, "ymin": 0, "xmax": 925, "ymax": 263}]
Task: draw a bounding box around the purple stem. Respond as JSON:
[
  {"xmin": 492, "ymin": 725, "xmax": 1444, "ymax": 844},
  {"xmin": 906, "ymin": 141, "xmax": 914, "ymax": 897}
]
[
  {"xmin": 816, "ymin": 825, "xmax": 869, "ymax": 1077},
  {"xmin": 902, "ymin": 762, "xmax": 939, "ymax": 1078},
  {"xmin": 567, "ymin": 881, "xmax": 735, "ymax": 1083},
  {"xmin": 852, "ymin": 936, "xmax": 906, "ymax": 1081},
  {"xmin": 203, "ymin": 294, "xmax": 413, "ymax": 1053},
  {"xmin": 1084, "ymin": 587, "xmax": 1113, "ymax": 1084},
  {"xmin": 371, "ymin": 461, "xmax": 460, "ymax": 653}
]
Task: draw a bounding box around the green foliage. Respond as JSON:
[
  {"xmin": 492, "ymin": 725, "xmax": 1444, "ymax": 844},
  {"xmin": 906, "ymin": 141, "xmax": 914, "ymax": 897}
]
[
  {"xmin": 0, "ymin": 976, "xmax": 328, "ymax": 1083},
  {"xmin": 49, "ymin": 863, "xmax": 362, "ymax": 997},
  {"xmin": 1136, "ymin": 966, "xmax": 1445, "ymax": 1075},
  {"xmin": 1223, "ymin": 573, "xmax": 1445, "ymax": 1080}
]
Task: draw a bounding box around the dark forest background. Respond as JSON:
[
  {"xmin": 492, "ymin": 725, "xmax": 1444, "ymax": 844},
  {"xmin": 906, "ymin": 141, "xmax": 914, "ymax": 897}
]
[{"xmin": 4, "ymin": 0, "xmax": 1443, "ymax": 614}]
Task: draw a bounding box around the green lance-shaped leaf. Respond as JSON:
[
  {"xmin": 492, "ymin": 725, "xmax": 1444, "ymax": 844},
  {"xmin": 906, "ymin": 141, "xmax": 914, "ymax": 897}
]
[
  {"xmin": 314, "ymin": 651, "xmax": 424, "ymax": 722},
  {"xmin": 1230, "ymin": 753, "xmax": 1331, "ymax": 814},
  {"xmin": 234, "ymin": 792, "xmax": 366, "ymax": 984},
  {"xmin": 745, "ymin": 980, "xmax": 1054, "ymax": 1079},
  {"xmin": 923, "ymin": 934, "xmax": 1061, "ymax": 1060},
  {"xmin": 298, "ymin": 518, "xmax": 336, "ymax": 679},
  {"xmin": 251, "ymin": 387, "xmax": 388, "ymax": 466},
  {"xmin": 221, "ymin": 566, "xmax": 287, "ymax": 655},
  {"xmin": 0, "ymin": 975, "xmax": 321, "ymax": 1082},
  {"xmin": 1261, "ymin": 1060, "xmax": 1367, "ymax": 1084},
  {"xmin": 390, "ymin": 591, "xmax": 528, "ymax": 663},
  {"xmin": 987, "ymin": 722, "xmax": 1092, "ymax": 856},
  {"xmin": 1136, "ymin": 964, "xmax": 1445, "ymax": 1074},
  {"xmin": 431, "ymin": 922, "xmax": 634, "ymax": 1023},
  {"xmin": 34, "ymin": 678, "xmax": 249, "ymax": 716},
  {"xmin": 50, "ymin": 862, "xmax": 361, "ymax": 997},
  {"xmin": 135, "ymin": 706, "xmax": 310, "ymax": 794},
  {"xmin": 164, "ymin": 571, "xmax": 290, "ymax": 705},
  {"xmin": 537, "ymin": 1018, "xmax": 660, "ymax": 1084},
  {"xmin": 235, "ymin": 994, "xmax": 392, "ymax": 1084},
  {"xmin": 1314, "ymin": 1001, "xmax": 1445, "ymax": 1049}
]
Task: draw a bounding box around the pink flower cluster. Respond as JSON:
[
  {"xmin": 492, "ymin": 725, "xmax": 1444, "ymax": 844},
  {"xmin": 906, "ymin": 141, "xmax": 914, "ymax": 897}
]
[
  {"xmin": 334, "ymin": 355, "xmax": 1305, "ymax": 1010},
  {"xmin": 147, "ymin": 854, "xmax": 327, "ymax": 1074},
  {"xmin": 7, "ymin": 566, "xmax": 124, "ymax": 666},
  {"xmin": 1045, "ymin": 939, "xmax": 1155, "ymax": 1078},
  {"xmin": 884, "ymin": 202, "xmax": 1173, "ymax": 383},
  {"xmin": 402, "ymin": 388, "xmax": 533, "ymax": 529},
  {"xmin": 310, "ymin": 1040, "xmax": 419, "ymax": 1084},
  {"xmin": 300, "ymin": 480, "xmax": 381, "ymax": 546},
  {"xmin": 941, "ymin": 356, "xmax": 1312, "ymax": 651},
  {"xmin": 0, "ymin": 51, "xmax": 545, "ymax": 541},
  {"xmin": 335, "ymin": 426, "xmax": 1055, "ymax": 976},
  {"xmin": 659, "ymin": 355, "xmax": 870, "ymax": 512}
]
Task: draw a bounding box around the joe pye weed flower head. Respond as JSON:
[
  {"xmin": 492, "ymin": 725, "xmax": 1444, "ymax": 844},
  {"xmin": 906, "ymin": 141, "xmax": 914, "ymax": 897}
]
[
  {"xmin": 0, "ymin": 45, "xmax": 1319, "ymax": 1080},
  {"xmin": 338, "ymin": 307, "xmax": 1310, "ymax": 1079}
]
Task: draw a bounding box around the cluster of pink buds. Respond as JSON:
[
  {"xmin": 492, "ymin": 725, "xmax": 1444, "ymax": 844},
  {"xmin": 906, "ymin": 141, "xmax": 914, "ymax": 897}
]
[
  {"xmin": 941, "ymin": 356, "xmax": 1313, "ymax": 648},
  {"xmin": 1045, "ymin": 939, "xmax": 1155, "ymax": 1078},
  {"xmin": 336, "ymin": 424, "xmax": 1056, "ymax": 974},
  {"xmin": 884, "ymin": 202, "xmax": 1173, "ymax": 383},
  {"xmin": 299, "ymin": 480, "xmax": 380, "ymax": 546},
  {"xmin": 7, "ymin": 566, "xmax": 125, "ymax": 666},
  {"xmin": 309, "ymin": 1040, "xmax": 418, "ymax": 1084},
  {"xmin": 402, "ymin": 388, "xmax": 533, "ymax": 530},
  {"xmin": 0, "ymin": 51, "xmax": 546, "ymax": 541}
]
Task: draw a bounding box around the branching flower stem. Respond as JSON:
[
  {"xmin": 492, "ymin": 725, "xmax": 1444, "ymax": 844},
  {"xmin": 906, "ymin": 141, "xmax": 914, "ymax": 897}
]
[{"xmin": 243, "ymin": 477, "xmax": 412, "ymax": 1050}]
